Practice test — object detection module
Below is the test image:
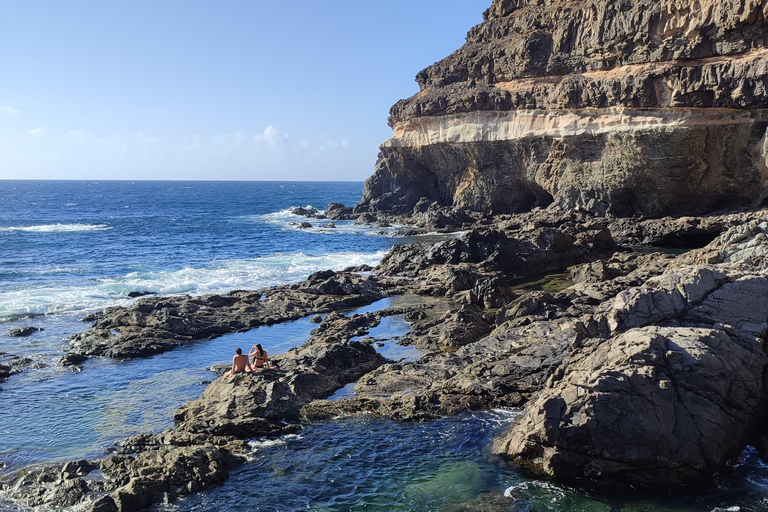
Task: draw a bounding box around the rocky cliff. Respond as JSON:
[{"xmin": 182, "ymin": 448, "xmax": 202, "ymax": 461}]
[{"xmin": 360, "ymin": 0, "xmax": 768, "ymax": 216}]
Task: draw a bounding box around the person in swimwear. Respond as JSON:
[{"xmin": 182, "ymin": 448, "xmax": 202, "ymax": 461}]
[
  {"xmin": 224, "ymin": 347, "xmax": 253, "ymax": 379},
  {"xmin": 249, "ymin": 343, "xmax": 270, "ymax": 370}
]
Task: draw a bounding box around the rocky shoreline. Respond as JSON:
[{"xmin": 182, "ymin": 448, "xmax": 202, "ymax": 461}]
[{"xmin": 3, "ymin": 203, "xmax": 767, "ymax": 511}]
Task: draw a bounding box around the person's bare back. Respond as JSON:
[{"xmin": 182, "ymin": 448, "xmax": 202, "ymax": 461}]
[{"xmin": 224, "ymin": 348, "xmax": 253, "ymax": 378}]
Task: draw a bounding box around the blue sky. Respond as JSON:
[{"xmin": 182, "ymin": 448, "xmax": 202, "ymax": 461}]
[{"xmin": 0, "ymin": 1, "xmax": 489, "ymax": 180}]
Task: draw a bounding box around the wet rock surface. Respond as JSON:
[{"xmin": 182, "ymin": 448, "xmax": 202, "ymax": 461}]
[
  {"xmin": 0, "ymin": 353, "xmax": 40, "ymax": 385},
  {"xmin": 8, "ymin": 326, "xmax": 42, "ymax": 337},
  {"xmin": 67, "ymin": 271, "xmax": 387, "ymax": 360}
]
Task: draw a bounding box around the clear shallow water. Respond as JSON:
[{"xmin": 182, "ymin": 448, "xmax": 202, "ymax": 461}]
[
  {"xmin": 0, "ymin": 181, "xmax": 394, "ymax": 475},
  {"xmin": 1, "ymin": 181, "xmax": 768, "ymax": 512}
]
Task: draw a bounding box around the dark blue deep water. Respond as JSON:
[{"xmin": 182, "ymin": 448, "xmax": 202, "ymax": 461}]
[{"xmin": 1, "ymin": 181, "xmax": 768, "ymax": 511}]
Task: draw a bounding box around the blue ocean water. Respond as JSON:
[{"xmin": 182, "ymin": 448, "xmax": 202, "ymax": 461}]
[
  {"xmin": 1, "ymin": 181, "xmax": 768, "ymax": 512},
  {"xmin": 0, "ymin": 181, "xmax": 392, "ymax": 321}
]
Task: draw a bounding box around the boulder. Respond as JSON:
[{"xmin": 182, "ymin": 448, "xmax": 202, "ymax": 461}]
[{"xmin": 495, "ymin": 326, "xmax": 768, "ymax": 487}]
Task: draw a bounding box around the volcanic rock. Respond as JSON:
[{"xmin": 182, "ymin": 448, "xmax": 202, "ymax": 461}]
[
  {"xmin": 68, "ymin": 272, "xmax": 386, "ymax": 360},
  {"xmin": 494, "ymin": 220, "xmax": 768, "ymax": 487},
  {"xmin": 8, "ymin": 326, "xmax": 42, "ymax": 337},
  {"xmin": 359, "ymin": 0, "xmax": 768, "ymax": 216}
]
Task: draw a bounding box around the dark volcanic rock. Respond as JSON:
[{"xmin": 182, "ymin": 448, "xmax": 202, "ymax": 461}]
[
  {"xmin": 379, "ymin": 219, "xmax": 615, "ymax": 280},
  {"xmin": 496, "ymin": 326, "xmax": 768, "ymax": 488},
  {"xmin": 127, "ymin": 291, "xmax": 155, "ymax": 298},
  {"xmin": 291, "ymin": 206, "xmax": 325, "ymax": 219},
  {"xmin": 173, "ymin": 311, "xmax": 386, "ymax": 437},
  {"xmin": 8, "ymin": 326, "xmax": 42, "ymax": 337},
  {"xmin": 325, "ymin": 202, "xmax": 356, "ymax": 220},
  {"xmin": 0, "ymin": 363, "xmax": 11, "ymax": 383},
  {"xmin": 494, "ymin": 221, "xmax": 768, "ymax": 488},
  {"xmin": 60, "ymin": 352, "xmax": 88, "ymax": 367},
  {"xmin": 68, "ymin": 272, "xmax": 386, "ymax": 360}
]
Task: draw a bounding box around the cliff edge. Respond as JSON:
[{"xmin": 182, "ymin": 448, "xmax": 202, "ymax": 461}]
[{"xmin": 359, "ymin": 0, "xmax": 768, "ymax": 216}]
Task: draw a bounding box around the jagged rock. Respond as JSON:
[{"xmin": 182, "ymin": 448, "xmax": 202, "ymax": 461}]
[
  {"xmin": 8, "ymin": 326, "xmax": 42, "ymax": 337},
  {"xmin": 68, "ymin": 272, "xmax": 386, "ymax": 360},
  {"xmin": 127, "ymin": 291, "xmax": 155, "ymax": 298},
  {"xmin": 291, "ymin": 206, "xmax": 325, "ymax": 219},
  {"xmin": 359, "ymin": 0, "xmax": 768, "ymax": 216},
  {"xmin": 173, "ymin": 313, "xmax": 386, "ymax": 436},
  {"xmin": 109, "ymin": 444, "xmax": 230, "ymax": 511},
  {"xmin": 0, "ymin": 363, "xmax": 11, "ymax": 383},
  {"xmin": 305, "ymin": 317, "xmax": 576, "ymax": 421},
  {"xmin": 0, "ymin": 354, "xmax": 33, "ymax": 383},
  {"xmin": 60, "ymin": 352, "xmax": 88, "ymax": 367},
  {"xmin": 379, "ymin": 223, "xmax": 615, "ymax": 280},
  {"xmin": 495, "ymin": 326, "xmax": 768, "ymax": 487},
  {"xmin": 324, "ymin": 202, "xmax": 355, "ymax": 220},
  {"xmin": 495, "ymin": 221, "xmax": 768, "ymax": 487}
]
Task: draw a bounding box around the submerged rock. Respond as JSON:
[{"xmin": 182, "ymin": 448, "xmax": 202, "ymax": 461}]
[
  {"xmin": 8, "ymin": 326, "xmax": 42, "ymax": 337},
  {"xmin": 60, "ymin": 352, "xmax": 88, "ymax": 367}
]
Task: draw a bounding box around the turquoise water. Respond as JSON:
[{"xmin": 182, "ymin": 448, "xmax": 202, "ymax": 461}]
[{"xmin": 1, "ymin": 181, "xmax": 768, "ymax": 511}]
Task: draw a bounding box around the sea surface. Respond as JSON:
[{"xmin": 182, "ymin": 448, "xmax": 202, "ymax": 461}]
[{"xmin": 0, "ymin": 180, "xmax": 767, "ymax": 511}]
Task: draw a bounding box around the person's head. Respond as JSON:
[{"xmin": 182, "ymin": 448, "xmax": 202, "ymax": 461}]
[
  {"xmin": 236, "ymin": 347, "xmax": 242, "ymax": 355},
  {"xmin": 255, "ymin": 344, "xmax": 263, "ymax": 353}
]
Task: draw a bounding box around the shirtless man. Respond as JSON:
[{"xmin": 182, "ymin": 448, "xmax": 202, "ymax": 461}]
[{"xmin": 224, "ymin": 347, "xmax": 253, "ymax": 379}]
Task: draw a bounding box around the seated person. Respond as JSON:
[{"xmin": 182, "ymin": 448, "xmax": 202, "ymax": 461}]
[
  {"xmin": 224, "ymin": 347, "xmax": 253, "ymax": 378},
  {"xmin": 249, "ymin": 343, "xmax": 271, "ymax": 369}
]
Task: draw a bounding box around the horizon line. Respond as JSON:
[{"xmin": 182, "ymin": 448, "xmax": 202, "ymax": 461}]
[{"xmin": 0, "ymin": 178, "xmax": 367, "ymax": 183}]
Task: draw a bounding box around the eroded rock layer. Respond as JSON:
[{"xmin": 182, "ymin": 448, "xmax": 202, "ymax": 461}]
[{"xmin": 360, "ymin": 0, "xmax": 768, "ymax": 216}]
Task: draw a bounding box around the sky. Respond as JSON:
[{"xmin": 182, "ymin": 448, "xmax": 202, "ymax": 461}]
[{"xmin": 0, "ymin": 1, "xmax": 490, "ymax": 181}]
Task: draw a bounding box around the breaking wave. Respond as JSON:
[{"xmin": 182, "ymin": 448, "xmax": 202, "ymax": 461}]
[
  {"xmin": 0, "ymin": 249, "xmax": 387, "ymax": 320},
  {"xmin": 0, "ymin": 223, "xmax": 112, "ymax": 233}
]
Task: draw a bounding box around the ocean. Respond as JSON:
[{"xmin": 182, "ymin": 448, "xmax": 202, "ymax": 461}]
[{"xmin": 0, "ymin": 181, "xmax": 767, "ymax": 511}]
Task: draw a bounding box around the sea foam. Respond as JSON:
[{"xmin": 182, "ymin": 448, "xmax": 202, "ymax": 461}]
[
  {"xmin": 0, "ymin": 249, "xmax": 387, "ymax": 320},
  {"xmin": 239, "ymin": 206, "xmax": 405, "ymax": 237},
  {"xmin": 0, "ymin": 223, "xmax": 112, "ymax": 233}
]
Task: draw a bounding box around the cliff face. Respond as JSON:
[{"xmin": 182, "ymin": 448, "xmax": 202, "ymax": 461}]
[{"xmin": 360, "ymin": 0, "xmax": 768, "ymax": 216}]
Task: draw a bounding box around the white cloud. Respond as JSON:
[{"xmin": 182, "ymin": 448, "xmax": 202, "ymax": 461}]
[
  {"xmin": 256, "ymin": 125, "xmax": 288, "ymax": 147},
  {"xmin": 0, "ymin": 105, "xmax": 20, "ymax": 115},
  {"xmin": 26, "ymin": 127, "xmax": 44, "ymax": 136}
]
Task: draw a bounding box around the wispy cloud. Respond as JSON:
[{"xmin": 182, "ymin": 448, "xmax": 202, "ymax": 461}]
[
  {"xmin": 256, "ymin": 125, "xmax": 289, "ymax": 148},
  {"xmin": 68, "ymin": 130, "xmax": 91, "ymax": 141},
  {"xmin": 0, "ymin": 105, "xmax": 20, "ymax": 115},
  {"xmin": 26, "ymin": 127, "xmax": 44, "ymax": 136}
]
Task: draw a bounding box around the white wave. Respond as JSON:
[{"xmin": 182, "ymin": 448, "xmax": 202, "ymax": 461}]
[
  {"xmin": 246, "ymin": 433, "xmax": 303, "ymax": 460},
  {"xmin": 237, "ymin": 206, "xmax": 405, "ymax": 237},
  {"xmin": 0, "ymin": 250, "xmax": 387, "ymax": 320},
  {"xmin": 504, "ymin": 480, "xmax": 567, "ymax": 498},
  {"xmin": 0, "ymin": 223, "xmax": 112, "ymax": 233}
]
